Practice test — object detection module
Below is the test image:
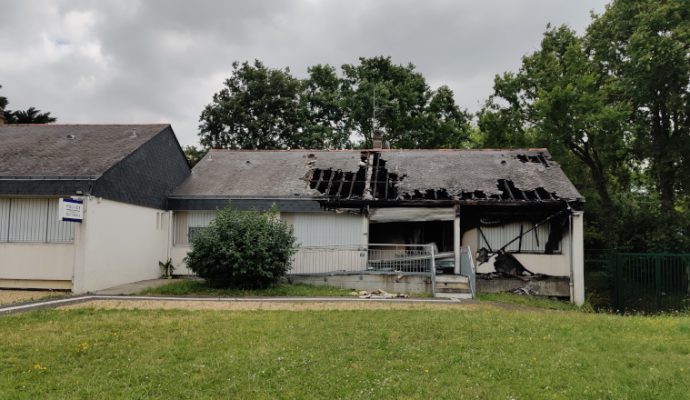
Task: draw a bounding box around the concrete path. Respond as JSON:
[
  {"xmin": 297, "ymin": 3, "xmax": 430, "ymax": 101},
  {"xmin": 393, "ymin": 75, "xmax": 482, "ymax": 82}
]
[
  {"xmin": 0, "ymin": 294, "xmax": 473, "ymax": 315},
  {"xmin": 94, "ymin": 278, "xmax": 172, "ymax": 295}
]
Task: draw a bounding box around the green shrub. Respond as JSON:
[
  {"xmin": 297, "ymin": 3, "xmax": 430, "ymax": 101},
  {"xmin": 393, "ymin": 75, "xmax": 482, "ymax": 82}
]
[{"xmin": 184, "ymin": 204, "xmax": 297, "ymax": 289}]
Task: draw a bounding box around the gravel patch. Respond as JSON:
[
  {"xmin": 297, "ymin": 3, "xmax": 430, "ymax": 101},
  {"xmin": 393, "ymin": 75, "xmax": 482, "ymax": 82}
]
[
  {"xmin": 0, "ymin": 290, "xmax": 60, "ymax": 306},
  {"xmin": 62, "ymin": 299, "xmax": 484, "ymax": 311}
]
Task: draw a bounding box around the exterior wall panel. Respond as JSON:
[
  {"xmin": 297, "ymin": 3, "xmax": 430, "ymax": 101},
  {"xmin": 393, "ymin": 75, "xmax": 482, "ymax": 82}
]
[
  {"xmin": 72, "ymin": 198, "xmax": 169, "ymax": 293},
  {"xmin": 0, "ymin": 242, "xmax": 75, "ymax": 284},
  {"xmin": 8, "ymin": 198, "xmax": 48, "ymax": 242},
  {"xmin": 286, "ymin": 212, "xmax": 368, "ymax": 274},
  {"xmin": 0, "ymin": 199, "xmax": 9, "ymax": 241}
]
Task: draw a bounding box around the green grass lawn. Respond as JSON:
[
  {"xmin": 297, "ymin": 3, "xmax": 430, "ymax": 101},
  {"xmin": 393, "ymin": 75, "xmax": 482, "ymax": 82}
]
[
  {"xmin": 141, "ymin": 280, "xmax": 356, "ymax": 297},
  {"xmin": 2, "ymin": 307, "xmax": 689, "ymax": 399}
]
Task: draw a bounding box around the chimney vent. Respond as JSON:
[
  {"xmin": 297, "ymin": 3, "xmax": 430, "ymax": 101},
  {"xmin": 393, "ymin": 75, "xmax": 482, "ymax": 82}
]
[
  {"xmin": 372, "ymin": 130, "xmax": 383, "ymax": 149},
  {"xmin": 130, "ymin": 128, "xmax": 137, "ymax": 138}
]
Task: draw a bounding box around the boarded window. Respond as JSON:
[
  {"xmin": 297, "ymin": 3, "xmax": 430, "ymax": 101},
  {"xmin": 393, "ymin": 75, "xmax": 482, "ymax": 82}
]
[
  {"xmin": 173, "ymin": 211, "xmax": 217, "ymax": 246},
  {"xmin": 0, "ymin": 198, "xmax": 75, "ymax": 243},
  {"xmin": 479, "ymin": 222, "xmax": 558, "ymax": 253}
]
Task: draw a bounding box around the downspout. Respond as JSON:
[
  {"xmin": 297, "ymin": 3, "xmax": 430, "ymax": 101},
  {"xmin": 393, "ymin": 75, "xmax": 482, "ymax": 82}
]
[
  {"xmin": 166, "ymin": 211, "xmax": 173, "ymax": 262},
  {"xmin": 568, "ymin": 210, "xmax": 575, "ymax": 302}
]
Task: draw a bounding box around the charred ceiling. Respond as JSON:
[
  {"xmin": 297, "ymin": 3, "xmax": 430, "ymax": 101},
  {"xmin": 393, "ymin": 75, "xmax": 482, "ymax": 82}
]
[{"xmin": 307, "ymin": 151, "xmax": 561, "ymax": 204}]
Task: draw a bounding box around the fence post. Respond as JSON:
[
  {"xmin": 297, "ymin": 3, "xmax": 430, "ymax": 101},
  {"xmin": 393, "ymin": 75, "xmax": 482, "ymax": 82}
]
[
  {"xmin": 655, "ymin": 256, "xmax": 662, "ymax": 312},
  {"xmin": 430, "ymin": 244, "xmax": 436, "ymax": 297},
  {"xmin": 614, "ymin": 252, "xmax": 624, "ymax": 315}
]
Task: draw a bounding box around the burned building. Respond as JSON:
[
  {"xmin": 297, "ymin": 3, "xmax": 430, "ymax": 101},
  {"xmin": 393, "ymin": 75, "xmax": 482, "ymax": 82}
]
[{"xmin": 168, "ymin": 148, "xmax": 585, "ymax": 304}]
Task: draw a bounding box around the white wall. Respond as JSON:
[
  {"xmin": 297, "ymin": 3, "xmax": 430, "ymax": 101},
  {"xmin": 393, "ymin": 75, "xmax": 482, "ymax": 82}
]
[
  {"xmin": 72, "ymin": 197, "xmax": 169, "ymax": 293},
  {"xmin": 461, "ymin": 213, "xmax": 586, "ymax": 305},
  {"xmin": 285, "ymin": 212, "xmax": 368, "ymax": 274},
  {"xmin": 170, "ymin": 245, "xmax": 193, "ymax": 275},
  {"xmin": 462, "ymin": 227, "xmax": 570, "ymax": 276},
  {"xmin": 0, "ymin": 243, "xmax": 74, "ymax": 288},
  {"xmin": 170, "ymin": 211, "xmax": 369, "ymax": 276}
]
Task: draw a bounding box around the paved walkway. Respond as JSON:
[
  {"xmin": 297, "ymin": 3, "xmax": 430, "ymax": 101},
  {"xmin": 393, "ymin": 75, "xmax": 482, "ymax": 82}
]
[{"xmin": 94, "ymin": 279, "xmax": 172, "ymax": 295}]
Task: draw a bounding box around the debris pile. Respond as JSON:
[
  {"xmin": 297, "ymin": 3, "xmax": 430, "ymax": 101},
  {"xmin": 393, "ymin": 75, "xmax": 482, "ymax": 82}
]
[
  {"xmin": 510, "ymin": 287, "xmax": 539, "ymax": 296},
  {"xmin": 350, "ymin": 289, "xmax": 409, "ymax": 299}
]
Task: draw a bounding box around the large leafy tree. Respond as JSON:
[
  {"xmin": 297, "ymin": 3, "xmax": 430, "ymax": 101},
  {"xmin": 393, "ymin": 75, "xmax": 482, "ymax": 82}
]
[
  {"xmin": 479, "ymin": 26, "xmax": 629, "ymax": 219},
  {"xmin": 199, "ymin": 57, "xmax": 471, "ymax": 150},
  {"xmin": 340, "ymin": 56, "xmax": 471, "ymax": 148},
  {"xmin": 587, "ymin": 0, "xmax": 690, "ymax": 216},
  {"xmin": 198, "ymin": 60, "xmax": 304, "ymax": 149},
  {"xmin": 300, "ymin": 64, "xmax": 350, "ymax": 148},
  {"xmin": 479, "ymin": 0, "xmax": 690, "ymax": 251}
]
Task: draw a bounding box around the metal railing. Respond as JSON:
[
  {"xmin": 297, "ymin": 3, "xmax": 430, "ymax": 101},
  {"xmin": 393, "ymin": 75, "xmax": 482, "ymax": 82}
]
[
  {"xmin": 290, "ymin": 243, "xmax": 438, "ymax": 276},
  {"xmin": 460, "ymin": 246, "xmax": 476, "ymax": 298}
]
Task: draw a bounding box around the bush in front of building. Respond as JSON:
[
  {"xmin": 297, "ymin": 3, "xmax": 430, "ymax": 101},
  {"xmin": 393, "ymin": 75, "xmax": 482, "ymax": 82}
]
[{"xmin": 185, "ymin": 204, "xmax": 297, "ymax": 289}]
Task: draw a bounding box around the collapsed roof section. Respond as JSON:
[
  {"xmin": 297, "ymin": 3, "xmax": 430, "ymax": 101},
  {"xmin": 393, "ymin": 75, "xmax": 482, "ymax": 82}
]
[{"xmin": 170, "ymin": 149, "xmax": 583, "ymax": 210}]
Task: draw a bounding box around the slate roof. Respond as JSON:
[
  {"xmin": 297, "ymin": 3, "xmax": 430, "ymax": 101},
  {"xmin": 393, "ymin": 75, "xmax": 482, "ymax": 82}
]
[
  {"xmin": 0, "ymin": 124, "xmax": 169, "ymax": 178},
  {"xmin": 171, "ymin": 149, "xmax": 584, "ymax": 203},
  {"xmin": 0, "ymin": 124, "xmax": 191, "ymax": 209}
]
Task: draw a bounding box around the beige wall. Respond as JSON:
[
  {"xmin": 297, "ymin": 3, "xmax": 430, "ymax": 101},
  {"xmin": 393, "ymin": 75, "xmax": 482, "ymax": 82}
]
[
  {"xmin": 170, "ymin": 245, "xmax": 193, "ymax": 275},
  {"xmin": 0, "ymin": 242, "xmax": 74, "ymax": 289},
  {"xmin": 72, "ymin": 197, "xmax": 169, "ymax": 293},
  {"xmin": 170, "ymin": 211, "xmax": 368, "ymax": 276}
]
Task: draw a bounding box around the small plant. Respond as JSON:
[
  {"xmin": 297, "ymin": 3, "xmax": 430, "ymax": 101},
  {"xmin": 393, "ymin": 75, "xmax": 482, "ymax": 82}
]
[
  {"xmin": 185, "ymin": 203, "xmax": 297, "ymax": 289},
  {"xmin": 158, "ymin": 258, "xmax": 175, "ymax": 279}
]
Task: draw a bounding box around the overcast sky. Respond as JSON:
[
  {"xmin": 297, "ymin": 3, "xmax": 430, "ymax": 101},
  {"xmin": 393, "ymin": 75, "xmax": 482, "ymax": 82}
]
[{"xmin": 0, "ymin": 0, "xmax": 609, "ymax": 146}]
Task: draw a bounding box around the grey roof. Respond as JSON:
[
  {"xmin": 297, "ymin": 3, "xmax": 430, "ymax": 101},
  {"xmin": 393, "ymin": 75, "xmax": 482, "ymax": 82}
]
[
  {"xmin": 0, "ymin": 124, "xmax": 170, "ymax": 178},
  {"xmin": 173, "ymin": 149, "xmax": 583, "ymax": 202},
  {"xmin": 0, "ymin": 124, "xmax": 191, "ymax": 209}
]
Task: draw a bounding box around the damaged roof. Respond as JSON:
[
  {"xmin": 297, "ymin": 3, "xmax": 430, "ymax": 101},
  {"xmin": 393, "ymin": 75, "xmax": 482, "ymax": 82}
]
[{"xmin": 172, "ymin": 149, "xmax": 583, "ymax": 204}]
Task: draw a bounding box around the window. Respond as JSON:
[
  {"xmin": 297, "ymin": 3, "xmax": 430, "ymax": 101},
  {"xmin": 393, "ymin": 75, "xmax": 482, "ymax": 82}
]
[
  {"xmin": 478, "ymin": 222, "xmax": 558, "ymax": 253},
  {"xmin": 172, "ymin": 211, "xmax": 217, "ymax": 246},
  {"xmin": 0, "ymin": 198, "xmax": 75, "ymax": 243}
]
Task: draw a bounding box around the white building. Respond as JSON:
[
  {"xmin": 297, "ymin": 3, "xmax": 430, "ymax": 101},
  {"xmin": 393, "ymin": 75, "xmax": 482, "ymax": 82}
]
[
  {"xmin": 0, "ymin": 124, "xmax": 190, "ymax": 292},
  {"xmin": 168, "ymin": 149, "xmax": 585, "ymax": 304},
  {"xmin": 0, "ymin": 124, "xmax": 585, "ymax": 304}
]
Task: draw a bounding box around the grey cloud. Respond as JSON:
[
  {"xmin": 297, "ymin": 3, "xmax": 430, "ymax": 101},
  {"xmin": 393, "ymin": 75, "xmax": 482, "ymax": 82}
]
[{"xmin": 0, "ymin": 0, "xmax": 608, "ymax": 146}]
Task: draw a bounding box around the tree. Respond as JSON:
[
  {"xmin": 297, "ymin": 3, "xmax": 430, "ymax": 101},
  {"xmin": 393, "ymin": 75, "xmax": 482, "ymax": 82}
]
[
  {"xmin": 301, "ymin": 64, "xmax": 350, "ymax": 148},
  {"xmin": 198, "ymin": 57, "xmax": 472, "ymax": 150},
  {"xmin": 339, "ymin": 56, "xmax": 471, "ymax": 148},
  {"xmin": 423, "ymin": 85, "xmax": 473, "ymax": 148},
  {"xmin": 5, "ymin": 107, "xmax": 57, "ymax": 124},
  {"xmin": 0, "ymin": 85, "xmax": 57, "ymax": 124},
  {"xmin": 185, "ymin": 204, "xmax": 297, "ymax": 289},
  {"xmin": 587, "ymin": 0, "xmax": 690, "ymax": 216},
  {"xmin": 479, "ymin": 26, "xmax": 629, "ymax": 221},
  {"xmin": 198, "ymin": 60, "xmax": 304, "ymax": 149},
  {"xmin": 183, "ymin": 145, "xmax": 208, "ymax": 167}
]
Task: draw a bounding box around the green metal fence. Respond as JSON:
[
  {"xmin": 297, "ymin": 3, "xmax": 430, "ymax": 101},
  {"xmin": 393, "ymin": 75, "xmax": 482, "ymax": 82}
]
[
  {"xmin": 611, "ymin": 253, "xmax": 690, "ymax": 313},
  {"xmin": 586, "ymin": 251, "xmax": 690, "ymax": 313}
]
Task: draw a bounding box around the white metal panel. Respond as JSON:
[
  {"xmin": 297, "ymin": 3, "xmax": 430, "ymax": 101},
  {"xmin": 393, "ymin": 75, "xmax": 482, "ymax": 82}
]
[
  {"xmin": 291, "ymin": 213, "xmax": 366, "ymax": 246},
  {"xmin": 479, "ymin": 222, "xmax": 557, "ymax": 253},
  {"xmin": 187, "ymin": 211, "xmax": 218, "ymax": 228},
  {"xmin": 173, "ymin": 211, "xmax": 218, "ymax": 246},
  {"xmin": 8, "ymin": 199, "xmax": 48, "ymax": 242},
  {"xmin": 0, "ymin": 199, "xmax": 9, "ymax": 241},
  {"xmin": 47, "ymin": 199, "xmax": 75, "ymax": 242},
  {"xmin": 369, "ymin": 207, "xmax": 455, "ymax": 222}
]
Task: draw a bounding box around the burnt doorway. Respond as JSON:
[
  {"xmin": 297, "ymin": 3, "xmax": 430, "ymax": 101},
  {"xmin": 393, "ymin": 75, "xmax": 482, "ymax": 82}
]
[{"xmin": 369, "ymin": 221, "xmax": 454, "ymax": 252}]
